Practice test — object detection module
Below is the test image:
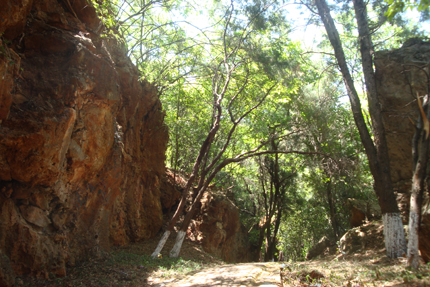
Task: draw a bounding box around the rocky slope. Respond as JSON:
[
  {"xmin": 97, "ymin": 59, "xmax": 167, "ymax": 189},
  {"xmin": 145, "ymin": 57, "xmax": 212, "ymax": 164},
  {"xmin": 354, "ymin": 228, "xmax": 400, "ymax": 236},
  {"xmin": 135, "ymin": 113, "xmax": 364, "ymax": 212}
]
[
  {"xmin": 375, "ymin": 39, "xmax": 430, "ymax": 263},
  {"xmin": 0, "ymin": 0, "xmax": 168, "ymax": 283}
]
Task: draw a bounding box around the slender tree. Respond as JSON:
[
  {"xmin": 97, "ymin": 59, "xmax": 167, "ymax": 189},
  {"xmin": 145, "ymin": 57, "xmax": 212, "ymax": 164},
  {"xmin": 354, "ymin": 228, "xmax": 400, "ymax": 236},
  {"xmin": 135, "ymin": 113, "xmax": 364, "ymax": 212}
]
[
  {"xmin": 408, "ymin": 95, "xmax": 430, "ymax": 268},
  {"xmin": 253, "ymin": 139, "xmax": 296, "ymax": 261},
  {"xmin": 151, "ymin": 2, "xmax": 317, "ymax": 257},
  {"xmin": 313, "ymin": 0, "xmax": 407, "ymax": 257}
]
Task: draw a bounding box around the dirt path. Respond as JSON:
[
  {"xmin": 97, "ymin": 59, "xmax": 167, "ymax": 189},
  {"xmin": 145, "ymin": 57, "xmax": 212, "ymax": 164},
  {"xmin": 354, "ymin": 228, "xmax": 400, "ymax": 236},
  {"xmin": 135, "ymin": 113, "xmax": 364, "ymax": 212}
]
[
  {"xmin": 20, "ymin": 227, "xmax": 430, "ymax": 287},
  {"xmin": 148, "ymin": 262, "xmax": 281, "ymax": 287}
]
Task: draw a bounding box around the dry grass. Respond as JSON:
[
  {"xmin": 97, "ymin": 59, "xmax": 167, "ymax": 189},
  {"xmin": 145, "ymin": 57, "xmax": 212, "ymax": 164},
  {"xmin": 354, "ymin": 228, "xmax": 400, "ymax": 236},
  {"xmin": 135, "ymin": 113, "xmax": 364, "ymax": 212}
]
[
  {"xmin": 281, "ymin": 250, "xmax": 430, "ymax": 287},
  {"xmin": 20, "ymin": 221, "xmax": 430, "ymax": 287}
]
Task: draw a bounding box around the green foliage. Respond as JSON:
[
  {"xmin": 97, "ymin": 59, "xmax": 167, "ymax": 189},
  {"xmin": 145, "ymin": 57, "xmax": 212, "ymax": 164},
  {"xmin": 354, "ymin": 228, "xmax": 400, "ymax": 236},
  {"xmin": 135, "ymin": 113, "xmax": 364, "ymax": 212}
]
[
  {"xmin": 278, "ymin": 199, "xmax": 329, "ymax": 261},
  {"xmin": 162, "ymin": 0, "xmax": 306, "ymax": 176},
  {"xmin": 385, "ymin": 0, "xmax": 430, "ymax": 20},
  {"xmin": 90, "ymin": 0, "xmax": 427, "ymax": 263},
  {"xmin": 91, "ymin": 0, "xmax": 118, "ymax": 30}
]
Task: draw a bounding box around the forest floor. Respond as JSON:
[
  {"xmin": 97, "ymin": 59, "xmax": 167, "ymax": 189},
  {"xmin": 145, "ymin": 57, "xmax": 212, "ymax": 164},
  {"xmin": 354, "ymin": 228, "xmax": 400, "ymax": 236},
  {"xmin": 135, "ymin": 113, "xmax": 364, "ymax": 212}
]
[{"xmin": 20, "ymin": 228, "xmax": 430, "ymax": 287}]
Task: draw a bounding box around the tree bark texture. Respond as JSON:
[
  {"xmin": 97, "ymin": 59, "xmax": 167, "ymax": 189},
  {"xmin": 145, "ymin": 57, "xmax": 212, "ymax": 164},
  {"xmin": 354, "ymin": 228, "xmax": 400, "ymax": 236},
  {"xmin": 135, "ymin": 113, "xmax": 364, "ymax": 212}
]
[
  {"xmin": 408, "ymin": 95, "xmax": 430, "ymax": 269},
  {"xmin": 170, "ymin": 230, "xmax": 186, "ymax": 258},
  {"xmin": 383, "ymin": 213, "xmax": 407, "ymax": 258},
  {"xmin": 315, "ymin": 0, "xmax": 406, "ymax": 257},
  {"xmin": 351, "ymin": 0, "xmax": 400, "ymax": 215}
]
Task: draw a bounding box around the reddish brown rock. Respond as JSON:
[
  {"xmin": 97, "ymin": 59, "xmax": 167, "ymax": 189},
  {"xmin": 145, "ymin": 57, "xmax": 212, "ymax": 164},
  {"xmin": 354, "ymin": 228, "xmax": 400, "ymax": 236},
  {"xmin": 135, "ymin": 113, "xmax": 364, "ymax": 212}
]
[
  {"xmin": 0, "ymin": 0, "xmax": 168, "ymax": 280},
  {"xmin": 160, "ymin": 170, "xmax": 182, "ymax": 211},
  {"xmin": 0, "ymin": 39, "xmax": 20, "ymax": 125},
  {"xmin": 19, "ymin": 205, "xmax": 51, "ymax": 228},
  {"xmin": 0, "ymin": 0, "xmax": 33, "ymax": 40},
  {"xmin": 350, "ymin": 205, "xmax": 366, "ymax": 228},
  {"xmin": 189, "ymin": 191, "xmax": 251, "ymax": 263},
  {"xmin": 348, "ymin": 198, "xmax": 381, "ymax": 228}
]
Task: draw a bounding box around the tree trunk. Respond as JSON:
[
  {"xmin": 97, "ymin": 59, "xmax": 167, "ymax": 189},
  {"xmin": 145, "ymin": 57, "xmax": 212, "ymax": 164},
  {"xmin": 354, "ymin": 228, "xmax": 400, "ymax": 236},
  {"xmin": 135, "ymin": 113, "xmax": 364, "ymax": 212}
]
[
  {"xmin": 314, "ymin": 0, "xmax": 406, "ymax": 257},
  {"xmin": 326, "ymin": 177, "xmax": 340, "ymax": 239},
  {"xmin": 150, "ymin": 196, "xmax": 186, "ymax": 258},
  {"xmin": 150, "ymin": 178, "xmax": 196, "ymax": 259},
  {"xmin": 352, "ymin": 0, "xmax": 406, "ymax": 257},
  {"xmin": 408, "ymin": 95, "xmax": 430, "ymax": 268},
  {"xmin": 256, "ymin": 222, "xmax": 266, "ymax": 262},
  {"xmin": 169, "ymin": 230, "xmax": 187, "ymax": 258},
  {"xmin": 151, "ymin": 96, "xmax": 222, "ymax": 259},
  {"xmin": 264, "ymin": 224, "xmax": 272, "ymax": 261},
  {"xmin": 169, "ymin": 184, "xmax": 206, "ymax": 257},
  {"xmin": 151, "ymin": 230, "xmax": 171, "ymax": 258},
  {"xmin": 265, "ymin": 207, "xmax": 282, "ymax": 261},
  {"xmin": 383, "ymin": 213, "xmax": 407, "ymax": 258}
]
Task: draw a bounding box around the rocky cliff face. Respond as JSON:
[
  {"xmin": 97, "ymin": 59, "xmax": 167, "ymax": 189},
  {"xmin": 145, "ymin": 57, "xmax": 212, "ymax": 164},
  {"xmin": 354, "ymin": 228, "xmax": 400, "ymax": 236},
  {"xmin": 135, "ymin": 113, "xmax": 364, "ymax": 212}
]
[
  {"xmin": 0, "ymin": 0, "xmax": 168, "ymax": 281},
  {"xmin": 375, "ymin": 39, "xmax": 430, "ymax": 263}
]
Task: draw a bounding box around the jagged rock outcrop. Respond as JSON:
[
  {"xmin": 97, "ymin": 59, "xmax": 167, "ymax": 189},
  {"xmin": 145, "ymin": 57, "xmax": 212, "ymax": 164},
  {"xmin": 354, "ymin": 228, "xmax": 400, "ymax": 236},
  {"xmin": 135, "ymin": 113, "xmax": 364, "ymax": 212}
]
[
  {"xmin": 0, "ymin": 0, "xmax": 168, "ymax": 281},
  {"xmin": 375, "ymin": 39, "xmax": 430, "ymax": 263},
  {"xmin": 188, "ymin": 191, "xmax": 252, "ymax": 263}
]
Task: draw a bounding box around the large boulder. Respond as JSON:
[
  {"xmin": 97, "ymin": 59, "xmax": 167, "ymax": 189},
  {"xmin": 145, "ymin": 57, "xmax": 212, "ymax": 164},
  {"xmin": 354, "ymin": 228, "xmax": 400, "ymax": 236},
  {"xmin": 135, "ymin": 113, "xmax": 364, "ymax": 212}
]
[
  {"xmin": 188, "ymin": 191, "xmax": 252, "ymax": 263},
  {"xmin": 347, "ymin": 198, "xmax": 381, "ymax": 227},
  {"xmin": 0, "ymin": 0, "xmax": 168, "ymax": 280},
  {"xmin": 339, "ymin": 221, "xmax": 385, "ymax": 254},
  {"xmin": 375, "ymin": 39, "xmax": 430, "ymax": 262},
  {"xmin": 306, "ymin": 236, "xmax": 333, "ymax": 260}
]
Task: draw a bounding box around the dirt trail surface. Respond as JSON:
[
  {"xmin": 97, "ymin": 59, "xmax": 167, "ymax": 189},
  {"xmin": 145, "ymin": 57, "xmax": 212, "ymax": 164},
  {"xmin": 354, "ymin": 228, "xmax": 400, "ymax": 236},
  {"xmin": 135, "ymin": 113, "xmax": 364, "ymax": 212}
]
[
  {"xmin": 19, "ymin": 225, "xmax": 430, "ymax": 287},
  {"xmin": 149, "ymin": 262, "xmax": 280, "ymax": 287}
]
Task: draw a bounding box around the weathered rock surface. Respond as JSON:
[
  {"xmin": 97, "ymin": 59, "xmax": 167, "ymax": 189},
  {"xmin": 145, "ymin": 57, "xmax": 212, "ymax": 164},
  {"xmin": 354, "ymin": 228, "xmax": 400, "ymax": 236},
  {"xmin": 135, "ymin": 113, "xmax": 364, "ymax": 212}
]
[
  {"xmin": 306, "ymin": 236, "xmax": 334, "ymax": 260},
  {"xmin": 375, "ymin": 39, "xmax": 430, "ymax": 263},
  {"xmin": 159, "ymin": 170, "xmax": 182, "ymax": 211},
  {"xmin": 188, "ymin": 191, "xmax": 252, "ymax": 263},
  {"xmin": 0, "ymin": 0, "xmax": 168, "ymax": 281},
  {"xmin": 339, "ymin": 222, "xmax": 385, "ymax": 254}
]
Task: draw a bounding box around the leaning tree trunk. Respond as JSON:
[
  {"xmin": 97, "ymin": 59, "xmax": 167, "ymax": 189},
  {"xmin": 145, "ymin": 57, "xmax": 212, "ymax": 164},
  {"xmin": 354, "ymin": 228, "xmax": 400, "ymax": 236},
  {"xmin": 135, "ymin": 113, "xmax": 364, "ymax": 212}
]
[
  {"xmin": 170, "ymin": 181, "xmax": 208, "ymax": 257},
  {"xmin": 150, "ymin": 182, "xmax": 193, "ymax": 258},
  {"xmin": 408, "ymin": 95, "xmax": 430, "ymax": 269},
  {"xmin": 314, "ymin": 0, "xmax": 406, "ymax": 258},
  {"xmin": 151, "ymin": 94, "xmax": 223, "ymax": 259}
]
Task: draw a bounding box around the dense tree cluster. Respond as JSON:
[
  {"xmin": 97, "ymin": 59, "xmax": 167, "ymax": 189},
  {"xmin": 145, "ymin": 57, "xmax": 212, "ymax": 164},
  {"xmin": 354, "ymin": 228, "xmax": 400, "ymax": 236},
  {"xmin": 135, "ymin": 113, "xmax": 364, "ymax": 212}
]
[{"xmin": 92, "ymin": 0, "xmax": 427, "ymax": 266}]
